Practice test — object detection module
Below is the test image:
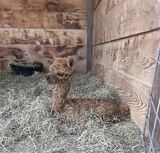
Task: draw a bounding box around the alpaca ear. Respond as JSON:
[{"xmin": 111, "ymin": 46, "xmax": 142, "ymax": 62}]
[
  {"xmin": 52, "ymin": 54, "xmax": 56, "ymax": 60},
  {"xmin": 53, "ymin": 53, "xmax": 62, "ymax": 60},
  {"xmin": 67, "ymin": 57, "xmax": 75, "ymax": 67},
  {"xmin": 52, "ymin": 54, "xmax": 59, "ymax": 62}
]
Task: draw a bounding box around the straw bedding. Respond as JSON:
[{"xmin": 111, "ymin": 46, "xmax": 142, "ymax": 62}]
[{"xmin": 0, "ymin": 72, "xmax": 144, "ymax": 153}]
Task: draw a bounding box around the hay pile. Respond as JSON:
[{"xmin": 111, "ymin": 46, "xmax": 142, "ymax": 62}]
[{"xmin": 0, "ymin": 73, "xmax": 143, "ymax": 153}]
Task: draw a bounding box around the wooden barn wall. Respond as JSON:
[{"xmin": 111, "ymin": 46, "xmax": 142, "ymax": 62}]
[
  {"xmin": 0, "ymin": 0, "xmax": 87, "ymax": 72},
  {"xmin": 92, "ymin": 0, "xmax": 160, "ymax": 131}
]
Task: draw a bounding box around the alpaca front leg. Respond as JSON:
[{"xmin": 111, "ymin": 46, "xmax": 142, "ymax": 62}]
[
  {"xmin": 53, "ymin": 98, "xmax": 65, "ymax": 113},
  {"xmin": 60, "ymin": 106, "xmax": 79, "ymax": 122}
]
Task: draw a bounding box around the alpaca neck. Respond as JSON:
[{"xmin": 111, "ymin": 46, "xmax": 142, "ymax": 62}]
[{"xmin": 53, "ymin": 80, "xmax": 71, "ymax": 112}]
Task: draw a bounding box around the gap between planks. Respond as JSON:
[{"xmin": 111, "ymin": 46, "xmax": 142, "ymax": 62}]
[
  {"xmin": 92, "ymin": 28, "xmax": 160, "ymax": 47},
  {"xmin": 94, "ymin": 0, "xmax": 102, "ymax": 10}
]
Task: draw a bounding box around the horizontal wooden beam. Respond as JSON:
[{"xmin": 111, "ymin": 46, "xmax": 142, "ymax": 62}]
[
  {"xmin": 0, "ymin": 10, "xmax": 86, "ymax": 29},
  {"xmin": 93, "ymin": 0, "xmax": 160, "ymax": 45},
  {"xmin": 0, "ymin": 45, "xmax": 87, "ymax": 72},
  {"xmin": 0, "ymin": 28, "xmax": 86, "ymax": 45},
  {"xmin": 93, "ymin": 31, "xmax": 160, "ymax": 86},
  {"xmin": 0, "ymin": 0, "xmax": 86, "ymax": 12}
]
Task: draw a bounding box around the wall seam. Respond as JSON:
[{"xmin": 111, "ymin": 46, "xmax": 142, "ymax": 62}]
[{"xmin": 93, "ymin": 28, "xmax": 160, "ymax": 47}]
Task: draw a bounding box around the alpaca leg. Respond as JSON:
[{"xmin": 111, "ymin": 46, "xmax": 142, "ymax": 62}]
[{"xmin": 61, "ymin": 107, "xmax": 79, "ymax": 122}]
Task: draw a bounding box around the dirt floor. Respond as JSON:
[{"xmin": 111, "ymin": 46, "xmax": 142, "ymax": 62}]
[{"xmin": 0, "ymin": 72, "xmax": 144, "ymax": 153}]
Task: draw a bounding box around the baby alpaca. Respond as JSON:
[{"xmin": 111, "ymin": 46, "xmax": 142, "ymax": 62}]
[{"xmin": 46, "ymin": 56, "xmax": 130, "ymax": 121}]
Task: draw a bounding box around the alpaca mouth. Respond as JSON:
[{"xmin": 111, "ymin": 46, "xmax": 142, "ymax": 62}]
[{"xmin": 56, "ymin": 72, "xmax": 70, "ymax": 79}]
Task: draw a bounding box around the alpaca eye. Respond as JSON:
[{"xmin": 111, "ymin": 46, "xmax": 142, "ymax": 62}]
[
  {"xmin": 69, "ymin": 61, "xmax": 73, "ymax": 67},
  {"xmin": 54, "ymin": 65, "xmax": 59, "ymax": 69},
  {"xmin": 63, "ymin": 63, "xmax": 68, "ymax": 67},
  {"xmin": 68, "ymin": 58, "xmax": 74, "ymax": 67}
]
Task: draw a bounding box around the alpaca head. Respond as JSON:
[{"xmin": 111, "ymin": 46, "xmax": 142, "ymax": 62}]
[{"xmin": 46, "ymin": 56, "xmax": 75, "ymax": 84}]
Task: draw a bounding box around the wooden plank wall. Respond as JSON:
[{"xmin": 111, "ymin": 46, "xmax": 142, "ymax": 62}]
[
  {"xmin": 0, "ymin": 0, "xmax": 87, "ymax": 72},
  {"xmin": 92, "ymin": 0, "xmax": 160, "ymax": 131}
]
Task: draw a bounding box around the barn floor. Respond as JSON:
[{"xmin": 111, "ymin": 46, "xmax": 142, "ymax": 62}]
[{"xmin": 0, "ymin": 72, "xmax": 144, "ymax": 153}]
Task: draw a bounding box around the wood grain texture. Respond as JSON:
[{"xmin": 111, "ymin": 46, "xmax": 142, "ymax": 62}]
[
  {"xmin": 0, "ymin": 10, "xmax": 86, "ymax": 29},
  {"xmin": 92, "ymin": 0, "xmax": 160, "ymax": 132},
  {"xmin": 0, "ymin": 0, "xmax": 87, "ymax": 72},
  {"xmin": 93, "ymin": 63, "xmax": 151, "ymax": 131},
  {"xmin": 93, "ymin": 31, "xmax": 160, "ymax": 86},
  {"xmin": 93, "ymin": 0, "xmax": 160, "ymax": 44},
  {"xmin": 0, "ymin": 0, "xmax": 86, "ymax": 12},
  {"xmin": 0, "ymin": 45, "xmax": 86, "ymax": 72},
  {"xmin": 93, "ymin": 0, "xmax": 101, "ymax": 9},
  {"xmin": 92, "ymin": 31, "xmax": 160, "ymax": 131},
  {"xmin": 0, "ymin": 28, "xmax": 86, "ymax": 45}
]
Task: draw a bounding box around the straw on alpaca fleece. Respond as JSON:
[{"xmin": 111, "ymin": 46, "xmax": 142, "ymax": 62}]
[{"xmin": 0, "ymin": 73, "xmax": 145, "ymax": 153}]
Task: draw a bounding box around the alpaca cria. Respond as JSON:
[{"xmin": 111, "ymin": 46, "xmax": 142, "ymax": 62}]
[{"xmin": 46, "ymin": 56, "xmax": 130, "ymax": 121}]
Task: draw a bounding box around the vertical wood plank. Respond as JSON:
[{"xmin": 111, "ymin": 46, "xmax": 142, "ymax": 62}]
[{"xmin": 87, "ymin": 0, "xmax": 93, "ymax": 71}]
